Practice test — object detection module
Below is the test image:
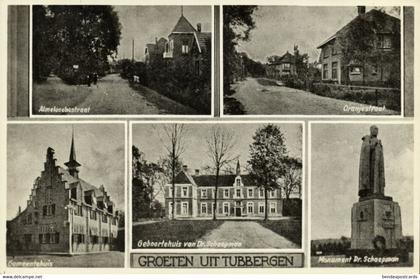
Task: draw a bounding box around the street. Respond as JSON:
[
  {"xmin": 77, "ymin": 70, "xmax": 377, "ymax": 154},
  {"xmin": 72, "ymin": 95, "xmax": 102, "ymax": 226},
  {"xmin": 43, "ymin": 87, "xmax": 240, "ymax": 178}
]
[
  {"xmin": 33, "ymin": 74, "xmax": 197, "ymax": 115},
  {"xmin": 199, "ymin": 221, "xmax": 299, "ymax": 249},
  {"xmin": 228, "ymin": 78, "xmax": 398, "ymax": 115}
]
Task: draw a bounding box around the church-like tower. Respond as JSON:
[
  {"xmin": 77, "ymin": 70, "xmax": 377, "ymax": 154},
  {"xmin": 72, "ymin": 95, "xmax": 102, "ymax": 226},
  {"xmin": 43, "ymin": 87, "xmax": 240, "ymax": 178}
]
[{"xmin": 64, "ymin": 129, "xmax": 81, "ymax": 178}]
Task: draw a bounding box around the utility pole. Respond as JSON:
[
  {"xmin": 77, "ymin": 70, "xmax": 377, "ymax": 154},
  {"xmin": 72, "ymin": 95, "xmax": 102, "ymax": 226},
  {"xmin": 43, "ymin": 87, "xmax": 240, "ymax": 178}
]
[{"xmin": 132, "ymin": 39, "xmax": 135, "ymax": 61}]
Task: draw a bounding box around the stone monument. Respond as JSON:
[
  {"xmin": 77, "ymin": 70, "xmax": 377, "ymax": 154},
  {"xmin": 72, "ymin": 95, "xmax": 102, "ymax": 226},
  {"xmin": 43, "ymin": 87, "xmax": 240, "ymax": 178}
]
[{"xmin": 351, "ymin": 125, "xmax": 402, "ymax": 250}]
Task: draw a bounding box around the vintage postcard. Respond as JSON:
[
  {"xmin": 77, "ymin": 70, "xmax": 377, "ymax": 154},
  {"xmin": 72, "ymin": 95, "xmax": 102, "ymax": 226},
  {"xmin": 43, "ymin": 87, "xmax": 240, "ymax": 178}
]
[
  {"xmin": 310, "ymin": 122, "xmax": 414, "ymax": 268},
  {"xmin": 6, "ymin": 122, "xmax": 126, "ymax": 267},
  {"xmin": 130, "ymin": 121, "xmax": 304, "ymax": 268},
  {"xmin": 30, "ymin": 5, "xmax": 213, "ymax": 116},
  {"xmin": 222, "ymin": 6, "xmax": 404, "ymax": 116}
]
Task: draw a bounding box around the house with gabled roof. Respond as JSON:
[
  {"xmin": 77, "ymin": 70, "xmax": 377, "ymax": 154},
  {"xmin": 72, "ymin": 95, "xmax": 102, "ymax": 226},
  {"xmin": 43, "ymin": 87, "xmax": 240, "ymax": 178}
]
[
  {"xmin": 317, "ymin": 6, "xmax": 400, "ymax": 86},
  {"xmin": 7, "ymin": 132, "xmax": 119, "ymax": 255},
  {"xmin": 164, "ymin": 161, "xmax": 300, "ymax": 219},
  {"xmin": 266, "ymin": 51, "xmax": 297, "ymax": 80}
]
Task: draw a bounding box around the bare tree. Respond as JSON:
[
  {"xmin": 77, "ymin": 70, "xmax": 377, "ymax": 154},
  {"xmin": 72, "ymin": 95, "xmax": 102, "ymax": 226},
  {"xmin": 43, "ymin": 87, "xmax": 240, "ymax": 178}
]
[
  {"xmin": 206, "ymin": 126, "xmax": 237, "ymax": 220},
  {"xmin": 158, "ymin": 124, "xmax": 188, "ymax": 220},
  {"xmin": 280, "ymin": 158, "xmax": 302, "ymax": 200}
]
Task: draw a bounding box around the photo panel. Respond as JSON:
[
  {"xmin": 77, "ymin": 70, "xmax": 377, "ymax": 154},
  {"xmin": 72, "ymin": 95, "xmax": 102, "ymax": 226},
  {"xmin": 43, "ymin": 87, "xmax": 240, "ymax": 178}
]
[
  {"xmin": 222, "ymin": 6, "xmax": 406, "ymax": 117},
  {"xmin": 310, "ymin": 122, "xmax": 414, "ymax": 268},
  {"xmin": 6, "ymin": 122, "xmax": 126, "ymax": 268},
  {"xmin": 129, "ymin": 121, "xmax": 305, "ymax": 268},
  {"xmin": 30, "ymin": 5, "xmax": 213, "ymax": 117}
]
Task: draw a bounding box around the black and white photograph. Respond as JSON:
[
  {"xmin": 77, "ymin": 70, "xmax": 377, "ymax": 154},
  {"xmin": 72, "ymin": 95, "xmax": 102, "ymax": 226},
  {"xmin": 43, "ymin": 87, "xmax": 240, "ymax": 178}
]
[
  {"xmin": 223, "ymin": 6, "xmax": 402, "ymax": 116},
  {"xmin": 6, "ymin": 123, "xmax": 126, "ymax": 267},
  {"xmin": 310, "ymin": 123, "xmax": 414, "ymax": 267},
  {"xmin": 32, "ymin": 5, "xmax": 212, "ymax": 116},
  {"xmin": 131, "ymin": 122, "xmax": 303, "ymax": 250}
]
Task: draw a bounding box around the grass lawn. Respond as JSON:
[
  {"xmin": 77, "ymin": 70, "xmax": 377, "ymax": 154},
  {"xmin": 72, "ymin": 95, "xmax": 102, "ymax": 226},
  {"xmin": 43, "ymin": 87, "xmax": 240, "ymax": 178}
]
[
  {"xmin": 33, "ymin": 76, "xmax": 93, "ymax": 114},
  {"xmin": 132, "ymin": 220, "xmax": 224, "ymax": 249},
  {"xmin": 7, "ymin": 251, "xmax": 124, "ymax": 268},
  {"xmin": 257, "ymin": 218, "xmax": 302, "ymax": 246}
]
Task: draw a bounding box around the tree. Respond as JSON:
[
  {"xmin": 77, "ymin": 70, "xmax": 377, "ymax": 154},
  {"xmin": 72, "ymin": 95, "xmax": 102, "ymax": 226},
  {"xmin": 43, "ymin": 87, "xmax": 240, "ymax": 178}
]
[
  {"xmin": 279, "ymin": 157, "xmax": 302, "ymax": 200},
  {"xmin": 248, "ymin": 124, "xmax": 288, "ymax": 221},
  {"xmin": 205, "ymin": 126, "xmax": 237, "ymax": 220},
  {"xmin": 33, "ymin": 5, "xmax": 121, "ymax": 84},
  {"xmin": 223, "ymin": 6, "xmax": 258, "ymax": 94},
  {"xmin": 158, "ymin": 124, "xmax": 188, "ymax": 220}
]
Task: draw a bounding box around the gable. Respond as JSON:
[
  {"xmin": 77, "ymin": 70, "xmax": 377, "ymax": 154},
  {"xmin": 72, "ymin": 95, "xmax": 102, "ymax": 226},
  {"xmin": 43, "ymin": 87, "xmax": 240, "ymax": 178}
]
[{"xmin": 172, "ymin": 15, "xmax": 196, "ymax": 33}]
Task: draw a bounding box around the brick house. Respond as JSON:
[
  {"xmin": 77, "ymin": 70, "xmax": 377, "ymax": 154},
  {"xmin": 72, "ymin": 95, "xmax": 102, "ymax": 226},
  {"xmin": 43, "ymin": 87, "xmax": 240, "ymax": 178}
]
[
  {"xmin": 145, "ymin": 11, "xmax": 211, "ymax": 76},
  {"xmin": 317, "ymin": 7, "xmax": 400, "ymax": 86},
  {"xmin": 164, "ymin": 162, "xmax": 300, "ymax": 218},
  {"xmin": 7, "ymin": 134, "xmax": 119, "ymax": 255},
  {"xmin": 266, "ymin": 51, "xmax": 297, "ymax": 80}
]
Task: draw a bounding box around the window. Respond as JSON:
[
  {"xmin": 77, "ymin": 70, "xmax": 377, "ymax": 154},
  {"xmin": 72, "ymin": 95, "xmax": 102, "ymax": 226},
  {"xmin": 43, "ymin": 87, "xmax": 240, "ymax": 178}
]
[
  {"xmin": 236, "ymin": 178, "xmax": 241, "ymax": 186},
  {"xmin": 212, "ymin": 189, "xmax": 215, "ymax": 199},
  {"xmin": 26, "ymin": 213, "xmax": 32, "ymax": 225},
  {"xmin": 323, "ymin": 63, "xmax": 328, "ymax": 79},
  {"xmin": 182, "ymin": 186, "xmax": 188, "ymax": 197},
  {"xmin": 270, "ymin": 190, "xmax": 276, "ymax": 198},
  {"xmin": 223, "ymin": 202, "xmax": 229, "ymax": 214},
  {"xmin": 235, "ymin": 189, "xmax": 241, "ymax": 198},
  {"xmin": 195, "ymin": 60, "xmax": 200, "ymax": 76},
  {"xmin": 50, "ymin": 232, "xmax": 59, "ymax": 244},
  {"xmin": 224, "ymin": 189, "xmax": 229, "ymax": 198},
  {"xmin": 75, "ymin": 205, "xmax": 83, "ymax": 216},
  {"xmin": 378, "ymin": 34, "xmax": 392, "ymax": 49},
  {"xmin": 102, "ymin": 214, "xmax": 108, "ymax": 223},
  {"xmin": 372, "ymin": 64, "xmax": 379, "ymax": 75},
  {"xmin": 259, "ymin": 203, "xmax": 265, "ymax": 214},
  {"xmin": 182, "ymin": 40, "xmax": 189, "ymax": 54},
  {"xmin": 283, "ymin": 63, "xmax": 291, "ymax": 69},
  {"xmin": 181, "ymin": 202, "xmax": 188, "ymax": 216},
  {"xmin": 247, "ymin": 202, "xmax": 254, "ymax": 214},
  {"xmin": 270, "ymin": 202, "xmax": 276, "ymax": 214},
  {"xmin": 72, "ymin": 234, "xmax": 85, "ymax": 244},
  {"xmin": 71, "ymin": 188, "xmax": 77, "ymax": 199},
  {"xmin": 323, "ymin": 47, "xmax": 329, "ymax": 58},
  {"xmin": 170, "ymin": 40, "xmax": 174, "ymax": 51},
  {"xmin": 201, "ymin": 203, "xmax": 207, "ymax": 214},
  {"xmin": 43, "ymin": 204, "xmax": 56, "ymax": 216},
  {"xmin": 332, "ymin": 46, "xmax": 338, "ymax": 56},
  {"xmin": 168, "ymin": 187, "xmax": 173, "ymax": 198},
  {"xmin": 248, "ymin": 188, "xmax": 253, "ymax": 198},
  {"xmin": 201, "ymin": 189, "xmax": 207, "ymax": 198},
  {"xmin": 332, "ymin": 62, "xmax": 338, "ymax": 80},
  {"xmin": 209, "ymin": 202, "xmax": 214, "ymax": 215},
  {"xmin": 259, "ymin": 189, "xmax": 265, "ymax": 198}
]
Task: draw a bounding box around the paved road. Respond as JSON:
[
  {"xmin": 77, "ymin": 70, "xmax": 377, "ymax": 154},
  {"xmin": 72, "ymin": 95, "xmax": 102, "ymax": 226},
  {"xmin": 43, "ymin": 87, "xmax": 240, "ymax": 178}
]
[
  {"xmin": 77, "ymin": 74, "xmax": 197, "ymax": 114},
  {"xmin": 199, "ymin": 221, "xmax": 299, "ymax": 249},
  {"xmin": 230, "ymin": 78, "xmax": 398, "ymax": 115}
]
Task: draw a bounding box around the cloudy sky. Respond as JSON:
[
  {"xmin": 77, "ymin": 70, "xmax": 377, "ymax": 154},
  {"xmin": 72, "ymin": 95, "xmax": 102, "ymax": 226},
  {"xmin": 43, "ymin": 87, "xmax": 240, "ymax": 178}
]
[
  {"xmin": 236, "ymin": 6, "xmax": 400, "ymax": 63},
  {"xmin": 132, "ymin": 122, "xmax": 302, "ymax": 172},
  {"xmin": 311, "ymin": 123, "xmax": 413, "ymax": 240},
  {"xmin": 7, "ymin": 123, "xmax": 125, "ymax": 220},
  {"xmin": 115, "ymin": 6, "xmax": 212, "ymax": 61}
]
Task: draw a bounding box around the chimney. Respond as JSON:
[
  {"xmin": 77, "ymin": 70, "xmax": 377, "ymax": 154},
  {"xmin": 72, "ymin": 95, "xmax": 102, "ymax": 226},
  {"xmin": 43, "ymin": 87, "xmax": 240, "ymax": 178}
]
[
  {"xmin": 183, "ymin": 165, "xmax": 188, "ymax": 172},
  {"xmin": 197, "ymin": 23, "xmax": 201, "ymax": 32},
  {"xmin": 357, "ymin": 6, "xmax": 365, "ymax": 15},
  {"xmin": 195, "ymin": 169, "xmax": 200, "ymax": 176}
]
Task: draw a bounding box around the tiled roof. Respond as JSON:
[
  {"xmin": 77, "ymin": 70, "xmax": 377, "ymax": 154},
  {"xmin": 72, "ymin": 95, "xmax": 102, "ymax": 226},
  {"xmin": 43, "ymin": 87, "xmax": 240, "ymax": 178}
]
[
  {"xmin": 172, "ymin": 15, "xmax": 196, "ymax": 33},
  {"xmin": 59, "ymin": 167, "xmax": 107, "ymax": 198},
  {"xmin": 317, "ymin": 9, "xmax": 400, "ymax": 48},
  {"xmin": 173, "ymin": 171, "xmax": 255, "ymax": 187}
]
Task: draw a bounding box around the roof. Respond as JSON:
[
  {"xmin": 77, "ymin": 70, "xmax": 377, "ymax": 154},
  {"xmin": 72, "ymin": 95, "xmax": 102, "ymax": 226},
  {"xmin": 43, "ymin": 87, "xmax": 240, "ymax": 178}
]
[
  {"xmin": 194, "ymin": 32, "xmax": 211, "ymax": 53},
  {"xmin": 317, "ymin": 9, "xmax": 400, "ymax": 49},
  {"xmin": 173, "ymin": 170, "xmax": 255, "ymax": 187},
  {"xmin": 59, "ymin": 167, "xmax": 107, "ymax": 198},
  {"xmin": 268, "ymin": 51, "xmax": 295, "ymax": 65},
  {"xmin": 171, "ymin": 15, "xmax": 196, "ymax": 33}
]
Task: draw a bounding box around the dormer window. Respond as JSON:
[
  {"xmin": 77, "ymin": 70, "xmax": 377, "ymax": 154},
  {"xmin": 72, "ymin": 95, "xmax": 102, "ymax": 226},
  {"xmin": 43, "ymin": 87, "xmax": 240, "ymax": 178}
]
[
  {"xmin": 236, "ymin": 178, "xmax": 241, "ymax": 186},
  {"xmin": 71, "ymin": 188, "xmax": 77, "ymax": 200},
  {"xmin": 378, "ymin": 34, "xmax": 392, "ymax": 49}
]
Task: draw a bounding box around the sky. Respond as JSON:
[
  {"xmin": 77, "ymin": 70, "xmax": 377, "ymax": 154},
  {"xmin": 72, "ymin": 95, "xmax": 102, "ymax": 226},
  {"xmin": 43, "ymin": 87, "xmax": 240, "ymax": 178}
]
[
  {"xmin": 7, "ymin": 124, "xmax": 125, "ymax": 220},
  {"xmin": 132, "ymin": 122, "xmax": 302, "ymax": 173},
  {"xmin": 237, "ymin": 6, "xmax": 400, "ymax": 63},
  {"xmin": 114, "ymin": 6, "xmax": 212, "ymax": 61},
  {"xmin": 311, "ymin": 123, "xmax": 413, "ymax": 240}
]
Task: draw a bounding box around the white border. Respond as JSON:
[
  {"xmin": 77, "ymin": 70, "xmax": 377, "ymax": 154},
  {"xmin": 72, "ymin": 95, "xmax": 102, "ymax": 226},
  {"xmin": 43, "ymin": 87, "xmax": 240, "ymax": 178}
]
[
  {"xmin": 308, "ymin": 120, "xmax": 418, "ymax": 273},
  {"xmin": 220, "ymin": 5, "xmax": 405, "ymax": 118},
  {"xmin": 28, "ymin": 5, "xmax": 215, "ymax": 118},
  {"xmin": 128, "ymin": 120, "xmax": 306, "ymax": 258},
  {"xmin": 4, "ymin": 120, "xmax": 128, "ymax": 271}
]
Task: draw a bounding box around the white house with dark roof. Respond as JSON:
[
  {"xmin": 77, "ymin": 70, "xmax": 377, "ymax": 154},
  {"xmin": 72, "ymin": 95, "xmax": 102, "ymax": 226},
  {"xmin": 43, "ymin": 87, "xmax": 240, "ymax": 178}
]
[
  {"xmin": 164, "ymin": 161, "xmax": 299, "ymax": 219},
  {"xmin": 7, "ymin": 133, "xmax": 119, "ymax": 255}
]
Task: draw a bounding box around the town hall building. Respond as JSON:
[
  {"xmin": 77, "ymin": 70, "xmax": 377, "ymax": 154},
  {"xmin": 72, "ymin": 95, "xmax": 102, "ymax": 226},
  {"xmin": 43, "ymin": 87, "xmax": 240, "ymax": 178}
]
[
  {"xmin": 7, "ymin": 133, "xmax": 119, "ymax": 255},
  {"xmin": 164, "ymin": 161, "xmax": 300, "ymax": 218}
]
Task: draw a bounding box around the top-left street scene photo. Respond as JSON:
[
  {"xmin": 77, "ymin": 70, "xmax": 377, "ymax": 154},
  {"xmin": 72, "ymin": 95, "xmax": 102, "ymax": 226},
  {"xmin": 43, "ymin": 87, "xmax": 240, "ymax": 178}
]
[{"xmin": 31, "ymin": 5, "xmax": 213, "ymax": 116}]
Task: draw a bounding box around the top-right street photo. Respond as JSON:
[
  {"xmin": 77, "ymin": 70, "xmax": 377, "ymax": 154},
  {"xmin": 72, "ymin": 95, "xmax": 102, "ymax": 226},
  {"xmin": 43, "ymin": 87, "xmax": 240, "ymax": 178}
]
[{"xmin": 223, "ymin": 6, "xmax": 403, "ymax": 116}]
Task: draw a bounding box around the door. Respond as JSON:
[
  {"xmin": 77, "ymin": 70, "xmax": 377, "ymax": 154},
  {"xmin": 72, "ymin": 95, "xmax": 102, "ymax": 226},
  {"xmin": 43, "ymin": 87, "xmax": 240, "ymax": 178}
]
[{"xmin": 235, "ymin": 207, "xmax": 241, "ymax": 216}]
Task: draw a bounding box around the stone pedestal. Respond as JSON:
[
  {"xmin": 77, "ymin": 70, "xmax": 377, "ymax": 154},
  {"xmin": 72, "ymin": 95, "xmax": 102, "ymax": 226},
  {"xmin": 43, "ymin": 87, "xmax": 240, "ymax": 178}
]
[{"xmin": 351, "ymin": 197, "xmax": 402, "ymax": 250}]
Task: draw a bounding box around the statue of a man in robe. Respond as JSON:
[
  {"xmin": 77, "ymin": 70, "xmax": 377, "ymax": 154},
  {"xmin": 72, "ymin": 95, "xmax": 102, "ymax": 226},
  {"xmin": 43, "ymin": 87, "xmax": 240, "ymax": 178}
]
[{"xmin": 358, "ymin": 125, "xmax": 385, "ymax": 198}]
